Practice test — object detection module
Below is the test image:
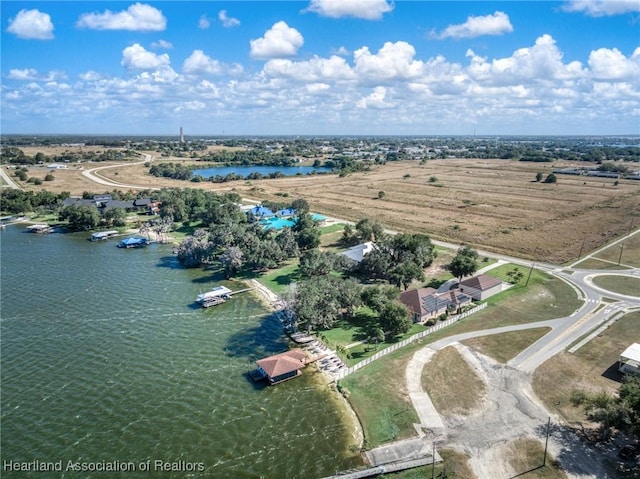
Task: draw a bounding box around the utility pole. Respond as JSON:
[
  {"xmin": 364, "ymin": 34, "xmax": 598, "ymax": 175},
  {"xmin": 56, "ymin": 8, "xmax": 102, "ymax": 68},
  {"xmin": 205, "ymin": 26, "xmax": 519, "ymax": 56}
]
[
  {"xmin": 525, "ymin": 262, "xmax": 535, "ymax": 287},
  {"xmin": 431, "ymin": 439, "xmax": 436, "ymax": 479},
  {"xmin": 543, "ymin": 417, "xmax": 551, "ymax": 467},
  {"xmin": 577, "ymin": 238, "xmax": 585, "ymax": 261},
  {"xmin": 618, "ymin": 244, "xmax": 625, "ymax": 265}
]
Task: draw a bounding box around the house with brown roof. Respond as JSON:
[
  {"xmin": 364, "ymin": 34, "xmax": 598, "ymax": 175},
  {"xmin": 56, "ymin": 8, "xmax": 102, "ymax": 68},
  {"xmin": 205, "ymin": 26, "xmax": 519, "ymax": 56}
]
[
  {"xmin": 255, "ymin": 349, "xmax": 308, "ymax": 385},
  {"xmin": 400, "ymin": 287, "xmax": 472, "ymax": 323},
  {"xmin": 458, "ymin": 274, "xmax": 503, "ymax": 301}
]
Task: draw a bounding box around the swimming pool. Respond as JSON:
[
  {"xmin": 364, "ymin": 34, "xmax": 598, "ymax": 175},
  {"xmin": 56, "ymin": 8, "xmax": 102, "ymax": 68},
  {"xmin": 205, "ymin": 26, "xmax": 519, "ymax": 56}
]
[{"xmin": 261, "ymin": 214, "xmax": 326, "ymax": 230}]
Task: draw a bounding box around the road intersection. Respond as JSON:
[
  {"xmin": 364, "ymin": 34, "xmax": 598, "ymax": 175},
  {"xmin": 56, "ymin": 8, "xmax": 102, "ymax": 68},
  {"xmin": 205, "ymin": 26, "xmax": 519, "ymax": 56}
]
[{"xmin": 406, "ymin": 240, "xmax": 639, "ymax": 478}]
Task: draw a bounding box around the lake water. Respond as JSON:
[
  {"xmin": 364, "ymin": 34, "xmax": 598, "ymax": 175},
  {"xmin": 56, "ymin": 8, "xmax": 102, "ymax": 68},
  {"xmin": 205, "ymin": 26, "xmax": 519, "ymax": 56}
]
[
  {"xmin": 0, "ymin": 226, "xmax": 362, "ymax": 478},
  {"xmin": 192, "ymin": 165, "xmax": 328, "ymax": 179}
]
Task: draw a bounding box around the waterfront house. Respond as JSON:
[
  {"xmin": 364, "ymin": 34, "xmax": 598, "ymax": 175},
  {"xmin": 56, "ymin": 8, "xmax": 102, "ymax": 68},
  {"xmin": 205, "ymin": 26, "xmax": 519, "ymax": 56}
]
[
  {"xmin": 276, "ymin": 208, "xmax": 296, "ymax": 217},
  {"xmin": 340, "ymin": 241, "xmax": 375, "ymax": 263},
  {"xmin": 247, "ymin": 205, "xmax": 275, "ymax": 219},
  {"xmin": 400, "ymin": 287, "xmax": 437, "ymax": 323},
  {"xmin": 458, "ymin": 274, "xmax": 503, "ymax": 301},
  {"xmin": 400, "ymin": 287, "xmax": 472, "ymax": 323},
  {"xmin": 256, "ymin": 349, "xmax": 308, "ymax": 385}
]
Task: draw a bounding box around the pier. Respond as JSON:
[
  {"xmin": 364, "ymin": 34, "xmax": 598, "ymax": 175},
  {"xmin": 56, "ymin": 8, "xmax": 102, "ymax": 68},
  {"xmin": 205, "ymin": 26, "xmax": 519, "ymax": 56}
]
[
  {"xmin": 197, "ymin": 287, "xmax": 254, "ymax": 308},
  {"xmin": 321, "ymin": 437, "xmax": 442, "ymax": 479}
]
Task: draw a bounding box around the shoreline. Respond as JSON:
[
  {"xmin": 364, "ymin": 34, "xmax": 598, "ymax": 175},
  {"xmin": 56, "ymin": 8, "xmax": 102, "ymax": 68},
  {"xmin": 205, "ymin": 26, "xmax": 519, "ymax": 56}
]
[{"xmin": 247, "ymin": 277, "xmax": 366, "ymax": 453}]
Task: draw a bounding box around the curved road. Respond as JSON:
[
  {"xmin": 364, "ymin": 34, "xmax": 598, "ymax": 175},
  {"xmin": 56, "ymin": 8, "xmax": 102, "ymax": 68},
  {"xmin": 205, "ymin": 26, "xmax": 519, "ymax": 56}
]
[{"xmin": 81, "ymin": 153, "xmax": 158, "ymax": 190}]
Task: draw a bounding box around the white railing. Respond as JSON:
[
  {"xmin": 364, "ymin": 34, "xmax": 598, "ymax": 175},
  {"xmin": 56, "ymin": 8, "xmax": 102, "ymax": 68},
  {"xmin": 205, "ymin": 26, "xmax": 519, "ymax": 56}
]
[{"xmin": 334, "ymin": 303, "xmax": 487, "ymax": 380}]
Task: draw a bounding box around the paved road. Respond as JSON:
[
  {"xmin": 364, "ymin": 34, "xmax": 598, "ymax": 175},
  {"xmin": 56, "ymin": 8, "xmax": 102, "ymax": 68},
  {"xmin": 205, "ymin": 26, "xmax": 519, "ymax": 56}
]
[
  {"xmin": 81, "ymin": 153, "xmax": 157, "ymax": 190},
  {"xmin": 0, "ymin": 167, "xmax": 22, "ymax": 190}
]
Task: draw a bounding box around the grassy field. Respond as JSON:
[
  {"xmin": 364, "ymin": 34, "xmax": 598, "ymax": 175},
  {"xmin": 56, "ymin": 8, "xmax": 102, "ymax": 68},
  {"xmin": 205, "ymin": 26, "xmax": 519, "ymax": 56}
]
[
  {"xmin": 591, "ymin": 275, "xmax": 640, "ymax": 297},
  {"xmin": 462, "ymin": 327, "xmax": 552, "ymax": 364},
  {"xmin": 17, "ymin": 157, "xmax": 640, "ymax": 263},
  {"xmin": 421, "ymin": 346, "xmax": 487, "ymax": 416},
  {"xmin": 506, "ymin": 438, "xmax": 567, "ymax": 479},
  {"xmin": 339, "ymin": 343, "xmax": 425, "ymax": 448},
  {"xmin": 573, "ymin": 228, "xmax": 640, "ymax": 269},
  {"xmin": 532, "ymin": 311, "xmax": 640, "ymax": 424}
]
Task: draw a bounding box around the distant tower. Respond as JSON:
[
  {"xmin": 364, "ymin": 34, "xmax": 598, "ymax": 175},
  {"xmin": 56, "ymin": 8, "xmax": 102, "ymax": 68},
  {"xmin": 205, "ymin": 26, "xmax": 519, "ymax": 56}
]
[{"xmin": 180, "ymin": 126, "xmax": 184, "ymax": 143}]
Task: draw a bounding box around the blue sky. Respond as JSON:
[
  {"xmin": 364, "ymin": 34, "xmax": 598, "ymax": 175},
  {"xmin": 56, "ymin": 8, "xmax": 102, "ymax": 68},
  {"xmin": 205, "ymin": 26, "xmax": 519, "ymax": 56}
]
[{"xmin": 2, "ymin": 1, "xmax": 639, "ymax": 135}]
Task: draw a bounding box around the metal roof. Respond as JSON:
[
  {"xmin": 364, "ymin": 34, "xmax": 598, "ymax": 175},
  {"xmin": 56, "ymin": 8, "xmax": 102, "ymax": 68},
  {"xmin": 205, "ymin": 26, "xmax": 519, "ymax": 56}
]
[{"xmin": 621, "ymin": 343, "xmax": 640, "ymax": 363}]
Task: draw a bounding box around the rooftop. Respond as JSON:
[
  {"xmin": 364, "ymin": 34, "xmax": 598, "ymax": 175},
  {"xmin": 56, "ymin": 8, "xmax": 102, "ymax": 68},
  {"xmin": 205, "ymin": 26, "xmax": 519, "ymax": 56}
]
[{"xmin": 256, "ymin": 349, "xmax": 307, "ymax": 379}]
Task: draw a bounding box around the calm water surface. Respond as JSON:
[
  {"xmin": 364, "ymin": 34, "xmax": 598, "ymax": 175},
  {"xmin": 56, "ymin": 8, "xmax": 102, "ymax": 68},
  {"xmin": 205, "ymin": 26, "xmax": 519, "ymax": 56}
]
[
  {"xmin": 192, "ymin": 165, "xmax": 327, "ymax": 179},
  {"xmin": 0, "ymin": 226, "xmax": 361, "ymax": 478}
]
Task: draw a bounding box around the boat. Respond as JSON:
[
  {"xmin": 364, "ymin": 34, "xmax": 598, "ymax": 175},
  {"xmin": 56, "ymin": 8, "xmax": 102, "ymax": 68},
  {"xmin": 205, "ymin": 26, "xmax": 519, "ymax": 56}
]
[{"xmin": 196, "ymin": 286, "xmax": 233, "ymax": 307}]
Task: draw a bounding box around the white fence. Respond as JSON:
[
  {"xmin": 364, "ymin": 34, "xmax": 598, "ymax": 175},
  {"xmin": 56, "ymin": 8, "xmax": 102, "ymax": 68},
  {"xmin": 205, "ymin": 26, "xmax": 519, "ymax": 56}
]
[{"xmin": 334, "ymin": 303, "xmax": 487, "ymax": 380}]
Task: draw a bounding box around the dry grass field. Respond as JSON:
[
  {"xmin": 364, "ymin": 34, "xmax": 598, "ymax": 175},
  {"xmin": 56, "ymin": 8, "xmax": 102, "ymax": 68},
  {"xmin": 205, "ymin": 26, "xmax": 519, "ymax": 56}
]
[
  {"xmin": 532, "ymin": 311, "xmax": 640, "ymax": 425},
  {"xmin": 12, "ymin": 156, "xmax": 640, "ymax": 263},
  {"xmin": 421, "ymin": 346, "xmax": 487, "ymax": 416}
]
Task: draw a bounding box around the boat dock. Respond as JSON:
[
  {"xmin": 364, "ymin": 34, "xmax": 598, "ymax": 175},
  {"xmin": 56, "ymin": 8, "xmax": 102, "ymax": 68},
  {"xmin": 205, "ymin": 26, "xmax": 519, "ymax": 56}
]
[
  {"xmin": 197, "ymin": 286, "xmax": 254, "ymax": 308},
  {"xmin": 91, "ymin": 230, "xmax": 119, "ymax": 241},
  {"xmin": 26, "ymin": 224, "xmax": 54, "ymax": 234}
]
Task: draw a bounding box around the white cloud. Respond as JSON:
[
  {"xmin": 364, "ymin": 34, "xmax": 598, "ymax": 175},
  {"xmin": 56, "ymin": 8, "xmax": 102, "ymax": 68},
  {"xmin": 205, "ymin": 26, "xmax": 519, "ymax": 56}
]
[
  {"xmin": 183, "ymin": 50, "xmax": 244, "ymax": 76},
  {"xmin": 250, "ymin": 21, "xmax": 304, "ymax": 59},
  {"xmin": 305, "ymin": 0, "xmax": 393, "ymax": 20},
  {"xmin": 174, "ymin": 101, "xmax": 206, "ymax": 112},
  {"xmin": 218, "ymin": 10, "xmax": 240, "ymax": 28},
  {"xmin": 151, "ymin": 39, "xmax": 173, "ymax": 49},
  {"xmin": 121, "ymin": 43, "xmax": 170, "ymax": 70},
  {"xmin": 306, "ymin": 83, "xmax": 331, "ymax": 93},
  {"xmin": 183, "ymin": 50, "xmax": 223, "ymax": 75},
  {"xmin": 354, "ymin": 41, "xmax": 424, "ymax": 81},
  {"xmin": 7, "ymin": 68, "xmax": 66, "ymax": 81},
  {"xmin": 199, "ymin": 15, "xmax": 210, "ymax": 29},
  {"xmin": 588, "ymin": 47, "xmax": 640, "ymax": 80},
  {"xmin": 465, "ymin": 34, "xmax": 585, "ymax": 84},
  {"xmin": 356, "ymin": 86, "xmax": 394, "ymax": 109},
  {"xmin": 263, "ymin": 56, "xmax": 355, "ymax": 81},
  {"xmin": 434, "ymin": 11, "xmax": 513, "ymax": 39},
  {"xmin": 77, "ymin": 3, "xmax": 166, "ymax": 31},
  {"xmin": 3, "ymin": 33, "xmax": 638, "ymax": 135},
  {"xmin": 562, "ymin": 0, "xmax": 640, "ymax": 16},
  {"xmin": 7, "ymin": 9, "xmax": 54, "ymax": 40},
  {"xmin": 79, "ymin": 71, "xmax": 104, "ymax": 81}
]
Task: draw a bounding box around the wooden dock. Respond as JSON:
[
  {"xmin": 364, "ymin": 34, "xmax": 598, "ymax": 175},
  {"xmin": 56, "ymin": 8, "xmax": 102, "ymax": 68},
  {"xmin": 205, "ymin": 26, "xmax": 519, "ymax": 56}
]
[{"xmin": 228, "ymin": 287, "xmax": 253, "ymax": 296}]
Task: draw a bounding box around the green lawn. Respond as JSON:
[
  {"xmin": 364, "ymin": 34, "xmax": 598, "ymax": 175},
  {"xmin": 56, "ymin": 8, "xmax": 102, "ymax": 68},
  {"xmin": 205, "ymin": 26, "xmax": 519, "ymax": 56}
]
[
  {"xmin": 255, "ymin": 259, "xmax": 301, "ymax": 295},
  {"xmin": 592, "ymin": 275, "xmax": 640, "ymax": 297},
  {"xmin": 462, "ymin": 327, "xmax": 552, "ymax": 363},
  {"xmin": 339, "ymin": 342, "xmax": 425, "ymax": 448}
]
